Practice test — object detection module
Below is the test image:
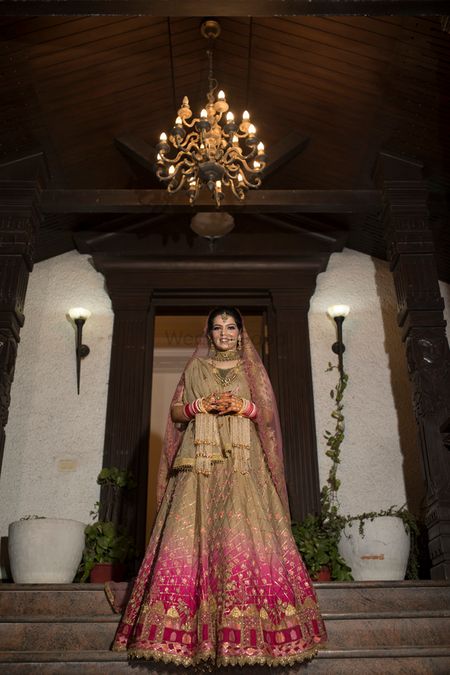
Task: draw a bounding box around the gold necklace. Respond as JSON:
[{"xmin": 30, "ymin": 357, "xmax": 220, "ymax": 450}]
[
  {"xmin": 210, "ymin": 360, "xmax": 241, "ymax": 387},
  {"xmin": 209, "ymin": 347, "xmax": 239, "ymax": 362}
]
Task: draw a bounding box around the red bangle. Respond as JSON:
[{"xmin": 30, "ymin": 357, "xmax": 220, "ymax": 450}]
[
  {"xmin": 248, "ymin": 402, "xmax": 257, "ymax": 420},
  {"xmin": 184, "ymin": 398, "xmax": 205, "ymax": 419},
  {"xmin": 184, "ymin": 402, "xmax": 195, "ymax": 419},
  {"xmin": 239, "ymin": 400, "xmax": 257, "ymax": 419}
]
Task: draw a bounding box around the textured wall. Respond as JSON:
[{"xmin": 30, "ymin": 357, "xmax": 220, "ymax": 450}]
[
  {"xmin": 0, "ymin": 251, "xmax": 113, "ymax": 577},
  {"xmin": 309, "ymin": 249, "xmax": 445, "ymax": 518}
]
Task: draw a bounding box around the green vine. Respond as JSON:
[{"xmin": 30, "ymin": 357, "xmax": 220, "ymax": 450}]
[
  {"xmin": 321, "ymin": 364, "xmax": 420, "ymax": 580},
  {"xmin": 292, "ymin": 365, "xmax": 352, "ymax": 581},
  {"xmin": 320, "ymin": 364, "xmax": 348, "ymax": 526},
  {"xmin": 293, "ymin": 362, "xmax": 420, "ymax": 580}
]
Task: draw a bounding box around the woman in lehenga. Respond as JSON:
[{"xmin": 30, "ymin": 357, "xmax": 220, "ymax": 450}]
[{"xmin": 111, "ymin": 307, "xmax": 327, "ymax": 667}]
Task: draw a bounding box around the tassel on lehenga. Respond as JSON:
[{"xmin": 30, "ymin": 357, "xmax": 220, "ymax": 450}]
[
  {"xmin": 230, "ymin": 416, "xmax": 251, "ymax": 474},
  {"xmin": 194, "ymin": 413, "xmax": 220, "ymax": 475},
  {"xmin": 194, "ymin": 414, "xmax": 251, "ymax": 475}
]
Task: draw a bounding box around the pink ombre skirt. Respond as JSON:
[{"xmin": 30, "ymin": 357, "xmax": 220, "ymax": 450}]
[{"xmin": 111, "ymin": 445, "xmax": 326, "ymax": 668}]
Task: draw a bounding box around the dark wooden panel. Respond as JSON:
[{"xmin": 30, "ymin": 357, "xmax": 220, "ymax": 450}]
[{"xmin": 0, "ymin": 0, "xmax": 448, "ymax": 16}]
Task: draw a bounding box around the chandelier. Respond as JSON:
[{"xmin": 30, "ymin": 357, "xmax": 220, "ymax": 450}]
[{"xmin": 156, "ymin": 19, "xmax": 266, "ymax": 208}]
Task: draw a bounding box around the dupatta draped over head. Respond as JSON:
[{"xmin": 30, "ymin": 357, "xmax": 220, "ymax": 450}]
[{"xmin": 156, "ymin": 311, "xmax": 290, "ymax": 516}]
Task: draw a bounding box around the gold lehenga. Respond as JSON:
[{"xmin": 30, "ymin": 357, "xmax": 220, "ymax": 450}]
[{"xmin": 111, "ymin": 358, "xmax": 327, "ymax": 667}]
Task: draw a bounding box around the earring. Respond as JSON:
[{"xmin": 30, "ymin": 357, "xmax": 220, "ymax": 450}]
[
  {"xmin": 237, "ymin": 334, "xmax": 242, "ymax": 350},
  {"xmin": 208, "ymin": 335, "xmax": 216, "ymax": 357}
]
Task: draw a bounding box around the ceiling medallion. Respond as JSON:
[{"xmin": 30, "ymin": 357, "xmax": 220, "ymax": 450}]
[{"xmin": 156, "ymin": 19, "xmax": 266, "ymax": 208}]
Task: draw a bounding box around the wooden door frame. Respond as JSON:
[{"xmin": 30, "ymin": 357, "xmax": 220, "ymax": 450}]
[{"xmin": 93, "ymin": 255, "xmax": 326, "ymax": 553}]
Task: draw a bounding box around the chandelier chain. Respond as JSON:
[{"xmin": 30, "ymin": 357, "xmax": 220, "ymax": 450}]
[{"xmin": 206, "ymin": 49, "xmax": 218, "ymax": 104}]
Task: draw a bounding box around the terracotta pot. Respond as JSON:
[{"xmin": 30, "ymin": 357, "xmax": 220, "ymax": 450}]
[
  {"xmin": 314, "ymin": 566, "xmax": 332, "ymax": 582},
  {"xmin": 90, "ymin": 562, "xmax": 126, "ymax": 583}
]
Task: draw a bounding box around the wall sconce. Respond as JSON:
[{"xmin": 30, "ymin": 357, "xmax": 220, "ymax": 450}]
[
  {"xmin": 68, "ymin": 307, "xmax": 91, "ymax": 395},
  {"xmin": 327, "ymin": 304, "xmax": 350, "ymax": 378}
]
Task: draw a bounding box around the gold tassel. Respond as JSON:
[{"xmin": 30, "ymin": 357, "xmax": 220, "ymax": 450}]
[
  {"xmin": 230, "ymin": 416, "xmax": 251, "ymax": 474},
  {"xmin": 194, "ymin": 413, "xmax": 220, "ymax": 475}
]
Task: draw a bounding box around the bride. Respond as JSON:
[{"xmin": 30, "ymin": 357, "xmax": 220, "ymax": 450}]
[{"xmin": 111, "ymin": 306, "xmax": 326, "ymax": 667}]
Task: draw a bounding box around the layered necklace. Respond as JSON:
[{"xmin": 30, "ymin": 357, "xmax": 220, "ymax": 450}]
[
  {"xmin": 210, "ymin": 361, "xmax": 241, "ymax": 387},
  {"xmin": 209, "ymin": 348, "xmax": 241, "ymax": 387}
]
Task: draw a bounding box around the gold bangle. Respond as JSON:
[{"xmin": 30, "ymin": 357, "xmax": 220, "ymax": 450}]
[{"xmin": 197, "ymin": 397, "xmax": 206, "ymax": 413}]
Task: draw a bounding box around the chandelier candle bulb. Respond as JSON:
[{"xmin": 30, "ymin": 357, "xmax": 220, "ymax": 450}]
[
  {"xmin": 168, "ymin": 165, "xmax": 175, "ymax": 175},
  {"xmin": 218, "ymin": 90, "xmax": 226, "ymax": 100},
  {"xmin": 240, "ymin": 110, "xmax": 251, "ymax": 132},
  {"xmin": 248, "ymin": 124, "xmax": 256, "ymax": 136},
  {"xmin": 200, "ymin": 109, "xmax": 208, "ymax": 118},
  {"xmin": 226, "ymin": 112, "xmax": 234, "ymax": 122},
  {"xmin": 159, "ymin": 132, "xmax": 167, "ymax": 142}
]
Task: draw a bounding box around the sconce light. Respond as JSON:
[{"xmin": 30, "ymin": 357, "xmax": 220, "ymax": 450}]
[
  {"xmin": 327, "ymin": 304, "xmax": 350, "ymax": 378},
  {"xmin": 68, "ymin": 307, "xmax": 91, "ymax": 395}
]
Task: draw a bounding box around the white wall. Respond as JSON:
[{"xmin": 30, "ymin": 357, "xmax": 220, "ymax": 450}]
[
  {"xmin": 0, "ymin": 251, "xmax": 113, "ymax": 577},
  {"xmin": 310, "ymin": 249, "xmax": 450, "ymax": 517}
]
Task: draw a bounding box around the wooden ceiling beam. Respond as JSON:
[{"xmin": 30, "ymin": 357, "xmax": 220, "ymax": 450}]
[
  {"xmin": 41, "ymin": 188, "xmax": 381, "ymax": 214},
  {"xmin": 0, "ymin": 1, "xmax": 447, "ymax": 16}
]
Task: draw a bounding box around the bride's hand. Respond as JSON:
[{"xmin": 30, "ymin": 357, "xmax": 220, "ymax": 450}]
[
  {"xmin": 217, "ymin": 393, "xmax": 243, "ymax": 415},
  {"xmin": 202, "ymin": 392, "xmax": 221, "ymax": 413}
]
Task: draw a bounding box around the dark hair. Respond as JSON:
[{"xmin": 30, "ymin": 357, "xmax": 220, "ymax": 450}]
[{"xmin": 207, "ymin": 306, "xmax": 243, "ymax": 334}]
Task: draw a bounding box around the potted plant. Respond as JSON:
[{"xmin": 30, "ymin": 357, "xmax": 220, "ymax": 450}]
[
  {"xmin": 292, "ymin": 367, "xmax": 352, "ymax": 581},
  {"xmin": 78, "ymin": 516, "xmax": 135, "ymax": 583},
  {"xmin": 324, "ymin": 365, "xmax": 419, "ymax": 580},
  {"xmin": 292, "ymin": 513, "xmax": 352, "ymax": 582},
  {"xmin": 8, "ymin": 515, "xmax": 86, "ymax": 583},
  {"xmin": 78, "ymin": 467, "xmax": 136, "ymax": 583},
  {"xmin": 338, "ymin": 504, "xmax": 419, "ymax": 581},
  {"xmin": 293, "ymin": 365, "xmax": 419, "ymax": 581}
]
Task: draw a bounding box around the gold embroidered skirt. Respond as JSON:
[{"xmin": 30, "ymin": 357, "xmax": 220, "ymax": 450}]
[{"xmin": 111, "ymin": 442, "xmax": 327, "ymax": 667}]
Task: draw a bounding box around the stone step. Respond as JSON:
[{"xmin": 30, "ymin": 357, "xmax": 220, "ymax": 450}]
[
  {"xmin": 317, "ymin": 580, "xmax": 450, "ymax": 613},
  {"xmin": 1, "ymin": 611, "xmax": 449, "ymax": 652},
  {"xmin": 0, "ymin": 584, "xmax": 112, "ymax": 617},
  {"xmin": 326, "ymin": 613, "xmax": 450, "ymax": 649},
  {"xmin": 0, "ymin": 648, "xmax": 449, "ymax": 674},
  {"xmin": 0, "ymin": 618, "xmax": 118, "ymax": 651},
  {"xmin": 1, "ymin": 580, "xmax": 449, "ymax": 617}
]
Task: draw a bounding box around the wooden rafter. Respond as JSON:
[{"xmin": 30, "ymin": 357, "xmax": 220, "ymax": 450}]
[{"xmin": 41, "ymin": 188, "xmax": 381, "ymax": 214}]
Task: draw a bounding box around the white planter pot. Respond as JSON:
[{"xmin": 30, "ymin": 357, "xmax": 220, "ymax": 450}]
[
  {"xmin": 338, "ymin": 515, "xmax": 410, "ymax": 581},
  {"xmin": 8, "ymin": 518, "xmax": 86, "ymax": 583}
]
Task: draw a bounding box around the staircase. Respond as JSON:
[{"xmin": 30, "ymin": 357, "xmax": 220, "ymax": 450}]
[{"xmin": 0, "ymin": 581, "xmax": 449, "ymax": 673}]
